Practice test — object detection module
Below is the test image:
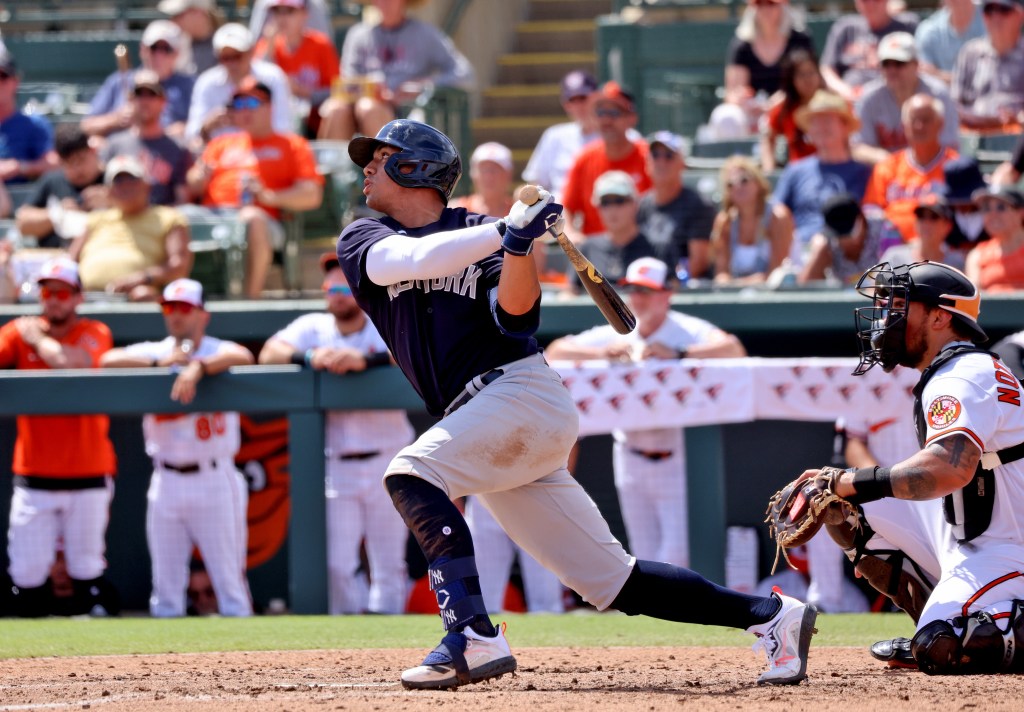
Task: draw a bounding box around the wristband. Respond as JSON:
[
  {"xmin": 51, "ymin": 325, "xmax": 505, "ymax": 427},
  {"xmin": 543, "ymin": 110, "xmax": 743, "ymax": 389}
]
[
  {"xmin": 501, "ymin": 226, "xmax": 534, "ymax": 257},
  {"xmin": 849, "ymin": 466, "xmax": 894, "ymax": 503},
  {"xmin": 290, "ymin": 351, "xmax": 307, "ymax": 366},
  {"xmin": 364, "ymin": 352, "xmax": 391, "ymax": 368},
  {"xmin": 494, "ymin": 219, "xmax": 507, "ymax": 237}
]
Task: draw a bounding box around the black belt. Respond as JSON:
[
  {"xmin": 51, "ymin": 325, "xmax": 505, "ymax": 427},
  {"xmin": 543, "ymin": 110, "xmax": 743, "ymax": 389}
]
[
  {"xmin": 443, "ymin": 368, "xmax": 505, "ymax": 417},
  {"xmin": 629, "ymin": 448, "xmax": 675, "ymax": 462},
  {"xmin": 14, "ymin": 475, "xmax": 108, "ymax": 491},
  {"xmin": 337, "ymin": 451, "xmax": 382, "ymax": 461},
  {"xmin": 158, "ymin": 460, "xmax": 219, "ymax": 474}
]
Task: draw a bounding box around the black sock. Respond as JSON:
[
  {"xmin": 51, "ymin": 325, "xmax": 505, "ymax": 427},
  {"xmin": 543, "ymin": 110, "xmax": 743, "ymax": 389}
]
[{"xmin": 610, "ymin": 559, "xmax": 781, "ymax": 630}]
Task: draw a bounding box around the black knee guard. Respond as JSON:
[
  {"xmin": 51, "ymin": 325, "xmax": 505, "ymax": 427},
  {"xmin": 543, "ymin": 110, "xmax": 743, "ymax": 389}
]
[
  {"xmin": 10, "ymin": 583, "xmax": 51, "ymax": 618},
  {"xmin": 912, "ymin": 620, "xmax": 963, "ymax": 675},
  {"xmin": 955, "ymin": 600, "xmax": 1024, "ymax": 673},
  {"xmin": 69, "ymin": 577, "xmax": 121, "ymax": 617}
]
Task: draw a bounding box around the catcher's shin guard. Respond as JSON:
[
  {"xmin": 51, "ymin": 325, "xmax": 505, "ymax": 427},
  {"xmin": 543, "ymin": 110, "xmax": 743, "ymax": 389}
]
[
  {"xmin": 825, "ymin": 507, "xmax": 932, "ymax": 623},
  {"xmin": 911, "ymin": 600, "xmax": 1024, "ymax": 675},
  {"xmin": 911, "ymin": 620, "xmax": 963, "ymax": 675}
]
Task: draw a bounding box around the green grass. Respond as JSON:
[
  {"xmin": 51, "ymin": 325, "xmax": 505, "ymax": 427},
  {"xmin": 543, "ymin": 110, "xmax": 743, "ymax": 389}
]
[{"xmin": 0, "ymin": 613, "xmax": 915, "ymax": 659}]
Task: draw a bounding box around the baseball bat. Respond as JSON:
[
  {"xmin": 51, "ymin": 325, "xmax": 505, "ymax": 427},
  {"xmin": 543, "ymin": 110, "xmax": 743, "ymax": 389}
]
[{"xmin": 519, "ymin": 185, "xmax": 636, "ymax": 335}]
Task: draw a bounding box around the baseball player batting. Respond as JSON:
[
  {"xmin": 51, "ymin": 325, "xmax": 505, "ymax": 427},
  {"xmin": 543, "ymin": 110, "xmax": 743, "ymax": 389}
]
[
  {"xmin": 336, "ymin": 119, "xmax": 818, "ymax": 690},
  {"xmin": 771, "ymin": 260, "xmax": 1024, "ymax": 674}
]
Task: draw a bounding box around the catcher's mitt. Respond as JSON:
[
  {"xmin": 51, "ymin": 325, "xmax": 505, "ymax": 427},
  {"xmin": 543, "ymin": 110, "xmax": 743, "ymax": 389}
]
[{"xmin": 765, "ymin": 466, "xmax": 857, "ymax": 573}]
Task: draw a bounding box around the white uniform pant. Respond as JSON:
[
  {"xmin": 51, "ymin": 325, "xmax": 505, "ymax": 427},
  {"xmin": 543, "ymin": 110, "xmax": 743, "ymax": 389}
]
[
  {"xmin": 7, "ymin": 478, "xmax": 114, "ymax": 587},
  {"xmin": 862, "ymin": 498, "xmax": 1024, "ymax": 630},
  {"xmin": 465, "ymin": 496, "xmax": 564, "ymax": 613},
  {"xmin": 326, "ymin": 452, "xmax": 410, "ymax": 614},
  {"xmin": 612, "ymin": 434, "xmax": 689, "ymax": 568},
  {"xmin": 387, "ymin": 353, "xmax": 634, "ymax": 610},
  {"xmin": 147, "ymin": 458, "xmax": 251, "ymax": 617}
]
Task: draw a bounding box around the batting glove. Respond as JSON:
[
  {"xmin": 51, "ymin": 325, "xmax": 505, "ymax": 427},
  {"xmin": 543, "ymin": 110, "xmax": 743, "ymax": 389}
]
[{"xmin": 503, "ymin": 200, "xmax": 564, "ymax": 256}]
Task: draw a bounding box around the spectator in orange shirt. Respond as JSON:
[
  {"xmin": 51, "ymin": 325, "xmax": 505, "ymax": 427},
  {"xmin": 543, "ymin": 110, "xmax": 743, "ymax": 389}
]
[
  {"xmin": 185, "ymin": 78, "xmax": 323, "ymax": 297},
  {"xmin": 254, "ymin": 0, "xmax": 339, "ymax": 135},
  {"xmin": 0, "ymin": 257, "xmax": 119, "ymax": 618},
  {"xmin": 861, "ymin": 93, "xmax": 958, "ymax": 241},
  {"xmin": 965, "ymin": 186, "xmax": 1024, "ymax": 292},
  {"xmin": 560, "ymin": 81, "xmax": 652, "ymax": 240}
]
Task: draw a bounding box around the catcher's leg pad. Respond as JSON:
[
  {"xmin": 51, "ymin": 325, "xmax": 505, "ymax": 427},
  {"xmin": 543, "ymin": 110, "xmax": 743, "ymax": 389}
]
[
  {"xmin": 912, "ymin": 600, "xmax": 1024, "ymax": 675},
  {"xmin": 912, "ymin": 620, "xmax": 963, "ymax": 675}
]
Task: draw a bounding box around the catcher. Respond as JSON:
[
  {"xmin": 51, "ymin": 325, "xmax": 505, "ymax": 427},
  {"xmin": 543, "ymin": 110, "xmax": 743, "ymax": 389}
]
[{"xmin": 767, "ymin": 260, "xmax": 1024, "ymax": 674}]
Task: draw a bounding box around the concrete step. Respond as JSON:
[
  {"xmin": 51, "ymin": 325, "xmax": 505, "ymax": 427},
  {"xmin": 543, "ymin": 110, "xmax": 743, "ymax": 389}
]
[
  {"xmin": 480, "ymin": 83, "xmax": 563, "ymax": 117},
  {"xmin": 496, "ymin": 51, "xmax": 596, "ymax": 84},
  {"xmin": 515, "ymin": 19, "xmax": 597, "ymax": 53},
  {"xmin": 471, "ymin": 115, "xmax": 566, "ymax": 151},
  {"xmin": 529, "ymin": 0, "xmax": 614, "ymax": 21}
]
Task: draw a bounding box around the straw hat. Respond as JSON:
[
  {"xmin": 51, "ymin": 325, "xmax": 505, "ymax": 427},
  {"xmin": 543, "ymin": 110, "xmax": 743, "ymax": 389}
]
[{"xmin": 794, "ymin": 90, "xmax": 860, "ymax": 132}]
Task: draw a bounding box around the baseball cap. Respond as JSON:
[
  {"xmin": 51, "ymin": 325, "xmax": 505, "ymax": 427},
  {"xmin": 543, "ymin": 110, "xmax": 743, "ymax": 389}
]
[
  {"xmin": 232, "ymin": 76, "xmax": 273, "ymax": 102},
  {"xmin": 913, "ymin": 192, "xmax": 953, "ymax": 220},
  {"xmin": 594, "ymin": 81, "xmax": 636, "ymax": 113},
  {"xmin": 877, "ymin": 32, "xmax": 917, "ymax": 63},
  {"xmin": 104, "ymin": 155, "xmax": 147, "ymax": 185},
  {"xmin": 620, "ymin": 257, "xmax": 673, "ymax": 291},
  {"xmin": 157, "ymin": 0, "xmax": 214, "ymax": 15},
  {"xmin": 971, "ymin": 185, "xmax": 1024, "ymax": 208},
  {"xmin": 822, "ymin": 193, "xmax": 863, "ymax": 239},
  {"xmin": 319, "ymin": 252, "xmax": 341, "ymax": 273},
  {"xmin": 161, "ymin": 278, "xmax": 204, "ymax": 308},
  {"xmin": 942, "ymin": 157, "xmax": 987, "ymax": 205},
  {"xmin": 213, "ymin": 23, "xmax": 254, "ymax": 54},
  {"xmin": 591, "ymin": 170, "xmax": 638, "ymax": 205},
  {"xmin": 647, "ymin": 130, "xmax": 686, "ymax": 157},
  {"xmin": 470, "ymin": 142, "xmax": 513, "ymax": 173},
  {"xmin": 142, "ymin": 19, "xmax": 183, "ymax": 50},
  {"xmin": 0, "ymin": 50, "xmax": 17, "ymax": 76},
  {"xmin": 133, "ymin": 69, "xmax": 165, "ymax": 96},
  {"xmin": 561, "ymin": 70, "xmax": 597, "ymax": 102},
  {"xmin": 35, "ymin": 257, "xmax": 81, "ymax": 289}
]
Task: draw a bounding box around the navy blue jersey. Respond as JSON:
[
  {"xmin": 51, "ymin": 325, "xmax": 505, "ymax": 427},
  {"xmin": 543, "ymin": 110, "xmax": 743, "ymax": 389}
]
[{"xmin": 337, "ymin": 208, "xmax": 541, "ymax": 417}]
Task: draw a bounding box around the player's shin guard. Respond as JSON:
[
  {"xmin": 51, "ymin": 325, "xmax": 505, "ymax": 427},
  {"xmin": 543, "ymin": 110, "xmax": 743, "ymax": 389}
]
[
  {"xmin": 912, "ymin": 600, "xmax": 1024, "ymax": 674},
  {"xmin": 385, "ymin": 474, "xmax": 492, "ymax": 635}
]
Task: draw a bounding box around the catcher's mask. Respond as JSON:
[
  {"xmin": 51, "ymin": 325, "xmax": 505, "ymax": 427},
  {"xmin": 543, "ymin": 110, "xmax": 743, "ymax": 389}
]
[{"xmin": 852, "ymin": 261, "xmax": 986, "ymax": 375}]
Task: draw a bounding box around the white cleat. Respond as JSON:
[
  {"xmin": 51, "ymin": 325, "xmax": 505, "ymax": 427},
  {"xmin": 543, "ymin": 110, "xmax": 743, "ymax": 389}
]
[
  {"xmin": 748, "ymin": 588, "xmax": 818, "ymax": 685},
  {"xmin": 401, "ymin": 623, "xmax": 517, "ymax": 690}
]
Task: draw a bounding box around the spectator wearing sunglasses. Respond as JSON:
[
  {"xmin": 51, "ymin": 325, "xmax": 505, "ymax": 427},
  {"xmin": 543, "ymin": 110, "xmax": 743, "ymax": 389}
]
[
  {"xmin": 84, "ymin": 20, "xmax": 195, "ymax": 139},
  {"xmin": 965, "ymin": 186, "xmax": 1024, "ymax": 291},
  {"xmin": 561, "ymin": 82, "xmax": 652, "ymax": 241},
  {"xmin": 185, "ymin": 23, "xmax": 294, "ymax": 145},
  {"xmin": 879, "ymin": 192, "xmax": 965, "ymax": 271},
  {"xmin": 0, "ymin": 257, "xmax": 119, "ymax": 618},
  {"xmin": 101, "ymin": 278, "xmax": 255, "ymax": 618},
  {"xmin": 70, "ymin": 155, "xmax": 192, "ymax": 301},
  {"xmin": 563, "ymin": 170, "xmax": 661, "ymax": 295},
  {"xmin": 0, "ymin": 49, "xmax": 57, "ymax": 184},
  {"xmin": 638, "ymin": 131, "xmax": 716, "ymax": 281},
  {"xmin": 951, "ymin": 0, "xmax": 1024, "ymax": 129},
  {"xmin": 185, "ymin": 78, "xmax": 322, "ymax": 298},
  {"xmin": 259, "ymin": 253, "xmax": 413, "ymax": 615}
]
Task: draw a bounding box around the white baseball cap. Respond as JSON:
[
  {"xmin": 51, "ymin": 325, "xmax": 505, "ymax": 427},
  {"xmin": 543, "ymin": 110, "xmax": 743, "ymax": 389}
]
[
  {"xmin": 161, "ymin": 278, "xmax": 204, "ymax": 308},
  {"xmin": 470, "ymin": 142, "xmax": 513, "ymax": 173},
  {"xmin": 591, "ymin": 170, "xmax": 638, "ymax": 205},
  {"xmin": 35, "ymin": 256, "xmax": 81, "ymax": 289},
  {"xmin": 878, "ymin": 32, "xmax": 917, "ymax": 63},
  {"xmin": 620, "ymin": 257, "xmax": 672, "ymax": 291},
  {"xmin": 142, "ymin": 19, "xmax": 183, "ymax": 50},
  {"xmin": 104, "ymin": 155, "xmax": 148, "ymax": 185},
  {"xmin": 157, "ymin": 0, "xmax": 214, "ymax": 16},
  {"xmin": 213, "ymin": 23, "xmax": 254, "ymax": 54}
]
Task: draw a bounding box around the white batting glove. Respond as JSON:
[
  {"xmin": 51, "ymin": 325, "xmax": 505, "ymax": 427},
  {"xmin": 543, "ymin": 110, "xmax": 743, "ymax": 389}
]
[
  {"xmin": 547, "ymin": 215, "xmax": 565, "ymax": 239},
  {"xmin": 505, "ymin": 188, "xmax": 553, "ymax": 229}
]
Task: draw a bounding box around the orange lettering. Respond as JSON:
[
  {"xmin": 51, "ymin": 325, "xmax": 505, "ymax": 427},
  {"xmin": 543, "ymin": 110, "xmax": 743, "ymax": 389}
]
[{"xmin": 997, "ymin": 387, "xmax": 1021, "ymax": 407}]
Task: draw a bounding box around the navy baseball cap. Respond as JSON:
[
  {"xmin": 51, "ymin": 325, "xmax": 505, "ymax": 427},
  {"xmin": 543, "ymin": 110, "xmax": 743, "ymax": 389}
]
[
  {"xmin": 913, "ymin": 192, "xmax": 953, "ymax": 220},
  {"xmin": 561, "ymin": 70, "xmax": 597, "ymax": 102},
  {"xmin": 942, "ymin": 156, "xmax": 986, "ymax": 206},
  {"xmin": 822, "ymin": 193, "xmax": 863, "ymax": 239}
]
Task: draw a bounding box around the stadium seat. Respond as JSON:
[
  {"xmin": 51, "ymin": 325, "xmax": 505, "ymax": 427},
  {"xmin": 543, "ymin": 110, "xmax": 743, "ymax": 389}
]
[{"xmin": 187, "ymin": 216, "xmax": 247, "ymax": 299}]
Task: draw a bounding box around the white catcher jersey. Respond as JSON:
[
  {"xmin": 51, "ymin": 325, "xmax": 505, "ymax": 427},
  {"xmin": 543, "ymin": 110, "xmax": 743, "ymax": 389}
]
[
  {"xmin": 921, "ymin": 346, "xmax": 1024, "ymax": 545},
  {"xmin": 565, "ymin": 311, "xmax": 722, "ymax": 450},
  {"xmin": 125, "ymin": 336, "xmax": 241, "ymax": 460},
  {"xmin": 270, "ymin": 313, "xmax": 414, "ymax": 453}
]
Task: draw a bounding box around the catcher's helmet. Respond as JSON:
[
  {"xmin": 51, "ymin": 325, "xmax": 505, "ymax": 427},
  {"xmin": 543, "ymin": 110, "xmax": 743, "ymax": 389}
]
[
  {"xmin": 348, "ymin": 120, "xmax": 462, "ymax": 204},
  {"xmin": 853, "ymin": 261, "xmax": 986, "ymax": 375}
]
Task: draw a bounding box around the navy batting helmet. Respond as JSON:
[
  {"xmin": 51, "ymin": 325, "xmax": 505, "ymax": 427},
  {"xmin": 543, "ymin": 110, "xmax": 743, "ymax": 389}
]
[
  {"xmin": 348, "ymin": 120, "xmax": 462, "ymax": 204},
  {"xmin": 853, "ymin": 261, "xmax": 986, "ymax": 374}
]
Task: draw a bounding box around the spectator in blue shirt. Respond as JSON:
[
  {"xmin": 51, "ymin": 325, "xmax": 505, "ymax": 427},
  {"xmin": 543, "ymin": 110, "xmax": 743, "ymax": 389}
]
[
  {"xmin": 914, "ymin": 0, "xmax": 985, "ymax": 86},
  {"xmin": 0, "ymin": 51, "xmax": 57, "ymax": 184}
]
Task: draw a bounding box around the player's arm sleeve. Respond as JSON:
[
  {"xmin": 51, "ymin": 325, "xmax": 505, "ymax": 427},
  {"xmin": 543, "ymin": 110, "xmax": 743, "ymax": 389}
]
[
  {"xmin": 361, "ymin": 222, "xmax": 503, "ymax": 285},
  {"xmin": 920, "ymin": 375, "xmax": 994, "ymax": 453}
]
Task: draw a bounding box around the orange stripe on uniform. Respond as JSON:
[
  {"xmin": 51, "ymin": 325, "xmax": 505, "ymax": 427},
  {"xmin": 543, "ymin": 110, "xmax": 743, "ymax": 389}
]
[
  {"xmin": 925, "ymin": 427, "xmax": 984, "ymax": 451},
  {"xmin": 961, "ymin": 572, "xmax": 1024, "ymax": 617}
]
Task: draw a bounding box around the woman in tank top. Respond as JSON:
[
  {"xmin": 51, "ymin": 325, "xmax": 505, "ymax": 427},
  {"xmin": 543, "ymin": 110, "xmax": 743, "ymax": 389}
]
[{"xmin": 711, "ymin": 156, "xmax": 793, "ymax": 284}]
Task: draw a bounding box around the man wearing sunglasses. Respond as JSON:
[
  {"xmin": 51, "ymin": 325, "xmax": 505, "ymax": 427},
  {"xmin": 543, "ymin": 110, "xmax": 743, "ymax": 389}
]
[
  {"xmin": 84, "ymin": 20, "xmax": 195, "ymax": 140},
  {"xmin": 0, "ymin": 49, "xmax": 57, "ymax": 185},
  {"xmin": 964, "ymin": 186, "xmax": 1024, "ymax": 291},
  {"xmin": 100, "ymin": 278, "xmax": 255, "ymax": 617},
  {"xmin": 186, "ymin": 78, "xmax": 322, "ymax": 297},
  {"xmin": 952, "ymin": 0, "xmax": 1024, "ymax": 129},
  {"xmin": 0, "ymin": 257, "xmax": 120, "ymax": 617},
  {"xmin": 259, "ymin": 253, "xmax": 413, "ymax": 615}
]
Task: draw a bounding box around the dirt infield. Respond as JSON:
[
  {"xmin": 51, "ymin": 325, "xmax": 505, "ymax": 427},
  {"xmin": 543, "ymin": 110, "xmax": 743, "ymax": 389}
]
[{"xmin": 2, "ymin": 647, "xmax": 1023, "ymax": 711}]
